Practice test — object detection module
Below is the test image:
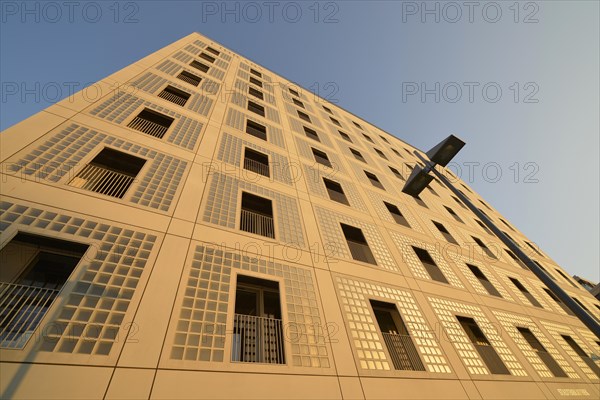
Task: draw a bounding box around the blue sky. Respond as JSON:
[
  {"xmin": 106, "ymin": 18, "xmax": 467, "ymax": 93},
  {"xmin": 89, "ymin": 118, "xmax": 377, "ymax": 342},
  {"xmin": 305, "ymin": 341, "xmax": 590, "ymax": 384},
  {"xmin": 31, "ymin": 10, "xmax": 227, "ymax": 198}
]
[{"xmin": 1, "ymin": 1, "xmax": 598, "ymax": 280}]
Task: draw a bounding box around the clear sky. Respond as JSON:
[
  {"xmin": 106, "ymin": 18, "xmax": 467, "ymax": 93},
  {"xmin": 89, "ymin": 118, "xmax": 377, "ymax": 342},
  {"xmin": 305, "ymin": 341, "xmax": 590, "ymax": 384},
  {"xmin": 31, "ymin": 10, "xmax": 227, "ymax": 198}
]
[{"xmin": 1, "ymin": 1, "xmax": 598, "ymax": 281}]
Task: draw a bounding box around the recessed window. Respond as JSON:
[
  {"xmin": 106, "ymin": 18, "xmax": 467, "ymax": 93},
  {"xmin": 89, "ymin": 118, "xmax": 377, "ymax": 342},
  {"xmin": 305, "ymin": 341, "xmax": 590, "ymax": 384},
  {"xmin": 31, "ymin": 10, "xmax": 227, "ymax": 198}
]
[
  {"xmin": 457, "ymin": 316, "xmax": 510, "ymax": 375},
  {"xmin": 391, "ymin": 148, "xmax": 401, "ymax": 157},
  {"xmin": 475, "ymin": 219, "xmax": 494, "ymax": 236},
  {"xmin": 505, "ymin": 249, "xmax": 528, "ymax": 269},
  {"xmin": 338, "ymin": 131, "xmax": 352, "ymax": 142},
  {"xmin": 206, "ymin": 46, "xmax": 220, "ymax": 56},
  {"xmin": 533, "ymin": 261, "xmax": 553, "ymax": 280},
  {"xmin": 561, "ymin": 335, "xmax": 600, "ymax": 378},
  {"xmin": 176, "ymin": 70, "xmax": 202, "ymax": 87},
  {"xmin": 379, "ymin": 136, "xmax": 390, "ymax": 144},
  {"xmin": 444, "ymin": 206, "xmax": 463, "ymax": 223},
  {"xmin": 312, "ymin": 148, "xmax": 332, "ymax": 168},
  {"xmin": 70, "ymin": 148, "xmax": 145, "ymax": 199},
  {"xmin": 374, "ymin": 148, "xmax": 388, "ymax": 160},
  {"xmin": 243, "ymin": 148, "xmax": 270, "ymax": 177},
  {"xmin": 329, "ymin": 117, "xmax": 341, "ymax": 127},
  {"xmin": 0, "ymin": 233, "xmax": 88, "ymax": 349},
  {"xmin": 370, "ymin": 300, "xmax": 425, "ymax": 371},
  {"xmin": 246, "ymin": 119, "xmax": 267, "ymax": 141},
  {"xmin": 190, "ymin": 60, "xmax": 210, "ymax": 73},
  {"xmin": 433, "ymin": 221, "xmax": 458, "ymax": 244},
  {"xmin": 297, "ymin": 110, "xmax": 311, "ymax": 122},
  {"xmin": 517, "ymin": 327, "xmax": 567, "ymax": 377},
  {"xmin": 292, "ymin": 98, "xmax": 305, "ymax": 108},
  {"xmin": 233, "ymin": 275, "xmax": 284, "ymax": 364},
  {"xmin": 467, "ymin": 264, "xmax": 501, "ymax": 297},
  {"xmin": 353, "ymin": 121, "xmax": 363, "ymax": 129},
  {"xmin": 389, "ymin": 166, "xmax": 404, "ymax": 180},
  {"xmin": 322, "ymin": 105, "xmax": 333, "ymax": 114},
  {"xmin": 199, "ymin": 52, "xmax": 216, "ymax": 63},
  {"xmin": 249, "ymin": 77, "xmax": 263, "ymax": 87},
  {"xmin": 554, "ymin": 268, "xmax": 579, "ymax": 288},
  {"xmin": 323, "ymin": 178, "xmax": 349, "ymax": 205},
  {"xmin": 249, "ymin": 68, "xmax": 262, "ymax": 78},
  {"xmin": 362, "ymin": 134, "xmax": 374, "ymax": 143},
  {"xmin": 303, "ymin": 126, "xmax": 320, "ymax": 142},
  {"xmin": 510, "ymin": 278, "xmax": 542, "ymax": 308},
  {"xmin": 452, "ymin": 195, "xmax": 468, "ymax": 209},
  {"xmin": 571, "ymin": 297, "xmax": 593, "ymax": 315},
  {"xmin": 499, "ymin": 218, "xmax": 515, "ymax": 232},
  {"xmin": 127, "ymin": 108, "xmax": 174, "ymax": 138},
  {"xmin": 364, "ymin": 171, "xmax": 385, "ymax": 190},
  {"xmin": 384, "ymin": 202, "xmax": 409, "ymax": 227},
  {"xmin": 248, "ymin": 87, "xmax": 264, "ymax": 100},
  {"xmin": 247, "ymin": 100, "xmax": 265, "ymax": 117},
  {"xmin": 412, "ymin": 246, "xmax": 448, "ymax": 283},
  {"xmin": 158, "ymin": 85, "xmax": 191, "ymax": 107},
  {"xmin": 542, "ymin": 288, "xmax": 573, "ymax": 315},
  {"xmin": 413, "ymin": 196, "xmax": 428, "ymax": 209},
  {"xmin": 427, "ymin": 186, "xmax": 439, "ymax": 197},
  {"xmin": 350, "ymin": 148, "xmax": 365, "ymax": 162},
  {"xmin": 472, "ymin": 236, "xmax": 497, "ymax": 259},
  {"xmin": 289, "ymin": 88, "xmax": 299, "ymax": 97},
  {"xmin": 340, "ymin": 223, "xmax": 376, "ymax": 265},
  {"xmin": 240, "ymin": 192, "xmax": 274, "ymax": 238},
  {"xmin": 525, "ymin": 241, "xmax": 544, "ymax": 257}
]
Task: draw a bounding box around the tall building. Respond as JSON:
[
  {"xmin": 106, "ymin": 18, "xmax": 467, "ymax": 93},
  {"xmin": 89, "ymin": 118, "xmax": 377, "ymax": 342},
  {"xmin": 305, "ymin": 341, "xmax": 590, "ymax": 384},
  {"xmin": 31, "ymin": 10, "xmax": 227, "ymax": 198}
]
[{"xmin": 1, "ymin": 32, "xmax": 599, "ymax": 400}]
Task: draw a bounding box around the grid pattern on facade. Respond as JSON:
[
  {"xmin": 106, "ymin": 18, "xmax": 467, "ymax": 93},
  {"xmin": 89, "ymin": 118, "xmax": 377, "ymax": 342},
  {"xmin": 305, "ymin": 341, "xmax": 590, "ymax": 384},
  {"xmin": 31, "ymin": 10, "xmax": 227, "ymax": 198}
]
[
  {"xmin": 284, "ymin": 104, "xmax": 323, "ymax": 128},
  {"xmin": 225, "ymin": 108, "xmax": 285, "ymax": 149},
  {"xmin": 314, "ymin": 207, "xmax": 398, "ymax": 271},
  {"xmin": 420, "ymin": 217, "xmax": 466, "ymax": 247},
  {"xmin": 5, "ymin": 124, "xmax": 186, "ymax": 212},
  {"xmin": 365, "ymin": 190, "xmax": 424, "ymax": 233},
  {"xmin": 89, "ymin": 93, "xmax": 203, "ymax": 150},
  {"xmin": 428, "ymin": 297, "xmax": 527, "ymax": 376},
  {"xmin": 542, "ymin": 321, "xmax": 599, "ymax": 380},
  {"xmin": 389, "ymin": 233, "xmax": 463, "ymax": 287},
  {"xmin": 496, "ymin": 269, "xmax": 551, "ymax": 309},
  {"xmin": 335, "ymin": 276, "xmax": 451, "ymax": 373},
  {"xmin": 0, "ymin": 201, "xmax": 157, "ymax": 355},
  {"xmin": 172, "ymin": 50, "xmax": 193, "ymax": 64},
  {"xmin": 202, "ymin": 173, "xmax": 305, "ymax": 246},
  {"xmin": 493, "ymin": 311, "xmax": 579, "ymax": 379},
  {"xmin": 294, "ymin": 136, "xmax": 346, "ymax": 174},
  {"xmin": 302, "ymin": 165, "xmax": 367, "ymax": 212},
  {"xmin": 349, "ymin": 162, "xmax": 396, "ymax": 194},
  {"xmin": 217, "ymin": 132, "xmax": 293, "ymax": 185},
  {"xmin": 230, "ymin": 92, "xmax": 281, "ymax": 124},
  {"xmin": 235, "ymin": 79, "xmax": 277, "ymax": 105},
  {"xmin": 155, "ymin": 59, "xmax": 220, "ymax": 94},
  {"xmin": 526, "ymin": 278, "xmax": 569, "ymax": 316},
  {"xmin": 446, "ymin": 254, "xmax": 513, "ymax": 300},
  {"xmin": 130, "ymin": 72, "xmax": 214, "ymax": 116},
  {"xmin": 170, "ymin": 244, "xmax": 330, "ymax": 368},
  {"xmin": 288, "ymin": 118, "xmax": 333, "ymax": 148}
]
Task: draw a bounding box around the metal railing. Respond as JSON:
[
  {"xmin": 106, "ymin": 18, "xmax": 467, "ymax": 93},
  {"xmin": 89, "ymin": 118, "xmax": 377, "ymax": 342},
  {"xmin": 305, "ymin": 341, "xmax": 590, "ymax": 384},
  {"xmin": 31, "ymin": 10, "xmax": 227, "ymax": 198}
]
[
  {"xmin": 231, "ymin": 314, "xmax": 285, "ymax": 364},
  {"xmin": 158, "ymin": 90, "xmax": 188, "ymax": 107},
  {"xmin": 127, "ymin": 116, "xmax": 170, "ymax": 138},
  {"xmin": 243, "ymin": 158, "xmax": 270, "ymax": 177},
  {"xmin": 0, "ymin": 282, "xmax": 60, "ymax": 349},
  {"xmin": 240, "ymin": 209, "xmax": 275, "ymax": 238},
  {"xmin": 70, "ymin": 164, "xmax": 135, "ymax": 199},
  {"xmin": 381, "ymin": 332, "xmax": 425, "ymax": 371},
  {"xmin": 176, "ymin": 72, "xmax": 201, "ymax": 87}
]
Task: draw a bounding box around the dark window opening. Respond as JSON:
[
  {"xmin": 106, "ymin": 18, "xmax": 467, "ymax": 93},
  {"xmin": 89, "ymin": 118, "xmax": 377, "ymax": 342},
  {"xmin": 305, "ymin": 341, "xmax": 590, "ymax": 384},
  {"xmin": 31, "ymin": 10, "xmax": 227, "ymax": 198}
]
[
  {"xmin": 517, "ymin": 327, "xmax": 567, "ymax": 377},
  {"xmin": 240, "ymin": 192, "xmax": 274, "ymax": 238},
  {"xmin": 338, "ymin": 131, "xmax": 352, "ymax": 142},
  {"xmin": 341, "ymin": 224, "xmax": 376, "ymax": 265},
  {"xmin": 472, "ymin": 236, "xmax": 497, "ymax": 259},
  {"xmin": 249, "ymin": 77, "xmax": 263, "ymax": 87},
  {"xmin": 384, "ymin": 202, "xmax": 409, "ymax": 227},
  {"xmin": 353, "ymin": 121, "xmax": 363, "ymax": 129},
  {"xmin": 199, "ymin": 52, "xmax": 216, "ymax": 63},
  {"xmin": 505, "ymin": 249, "xmax": 528, "ymax": 269},
  {"xmin": 323, "ymin": 106, "xmax": 333, "ymax": 114},
  {"xmin": 190, "ymin": 60, "xmax": 210, "ymax": 73},
  {"xmin": 243, "ymin": 148, "xmax": 270, "ymax": 177},
  {"xmin": 303, "ymin": 126, "xmax": 320, "ymax": 142},
  {"xmin": 250, "ymin": 68, "xmax": 262, "ymax": 78},
  {"xmin": 510, "ymin": 278, "xmax": 542, "ymax": 308},
  {"xmin": 457, "ymin": 316, "xmax": 510, "ymax": 375},
  {"xmin": 297, "ymin": 110, "xmax": 311, "ymax": 122},
  {"xmin": 452, "ymin": 196, "xmax": 468, "ymax": 209},
  {"xmin": 312, "ymin": 148, "xmax": 332, "ymax": 168},
  {"xmin": 127, "ymin": 108, "xmax": 174, "ymax": 139},
  {"xmin": 445, "ymin": 206, "xmax": 463, "ymax": 223},
  {"xmin": 525, "ymin": 241, "xmax": 544, "ymax": 257},
  {"xmin": 391, "ymin": 148, "xmax": 401, "ymax": 157},
  {"xmin": 233, "ymin": 275, "xmax": 284, "ymax": 364},
  {"xmin": 375, "ymin": 148, "xmax": 388, "ymax": 160},
  {"xmin": 542, "ymin": 288, "xmax": 574, "ymax": 315},
  {"xmin": 561, "ymin": 335, "xmax": 600, "ymax": 378},
  {"xmin": 323, "ymin": 178, "xmax": 349, "ymax": 205},
  {"xmin": 413, "ymin": 196, "xmax": 428, "ymax": 209},
  {"xmin": 330, "ymin": 117, "xmax": 341, "ymax": 127},
  {"xmin": 288, "ymin": 88, "xmax": 299, "ymax": 97},
  {"xmin": 176, "ymin": 70, "xmax": 202, "ymax": 87},
  {"xmin": 292, "ymin": 98, "xmax": 305, "ymax": 108},
  {"xmin": 246, "ymin": 120, "xmax": 267, "ymax": 141},
  {"xmin": 555, "ymin": 269, "xmax": 579, "ymax": 289},
  {"xmin": 379, "ymin": 136, "xmax": 390, "ymax": 144},
  {"xmin": 247, "ymin": 100, "xmax": 265, "ymax": 117},
  {"xmin": 350, "ymin": 148, "xmax": 365, "ymax": 162},
  {"xmin": 364, "ymin": 171, "xmax": 385, "ymax": 190},
  {"xmin": 363, "ymin": 134, "xmax": 374, "ymax": 143},
  {"xmin": 370, "ymin": 300, "xmax": 425, "ymax": 371},
  {"xmin": 475, "ymin": 219, "xmax": 494, "ymax": 236},
  {"xmin": 433, "ymin": 221, "xmax": 458, "ymax": 244},
  {"xmin": 206, "ymin": 46, "xmax": 220, "ymax": 56},
  {"xmin": 412, "ymin": 247, "xmax": 448, "ymax": 283},
  {"xmin": 248, "ymin": 87, "xmax": 264, "ymax": 100},
  {"xmin": 158, "ymin": 85, "xmax": 191, "ymax": 107},
  {"xmin": 389, "ymin": 166, "xmax": 404, "ymax": 180},
  {"xmin": 467, "ymin": 264, "xmax": 501, "ymax": 297}
]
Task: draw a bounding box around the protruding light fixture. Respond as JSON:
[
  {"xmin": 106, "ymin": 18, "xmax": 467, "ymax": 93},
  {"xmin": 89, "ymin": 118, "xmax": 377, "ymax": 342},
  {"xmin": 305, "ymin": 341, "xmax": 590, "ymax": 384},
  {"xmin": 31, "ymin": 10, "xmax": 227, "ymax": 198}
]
[{"xmin": 402, "ymin": 166, "xmax": 434, "ymax": 197}]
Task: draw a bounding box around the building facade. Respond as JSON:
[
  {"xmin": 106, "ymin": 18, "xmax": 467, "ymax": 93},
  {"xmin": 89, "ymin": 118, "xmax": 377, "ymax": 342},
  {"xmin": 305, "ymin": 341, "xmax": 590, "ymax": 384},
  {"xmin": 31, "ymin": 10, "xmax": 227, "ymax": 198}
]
[{"xmin": 1, "ymin": 32, "xmax": 599, "ymax": 399}]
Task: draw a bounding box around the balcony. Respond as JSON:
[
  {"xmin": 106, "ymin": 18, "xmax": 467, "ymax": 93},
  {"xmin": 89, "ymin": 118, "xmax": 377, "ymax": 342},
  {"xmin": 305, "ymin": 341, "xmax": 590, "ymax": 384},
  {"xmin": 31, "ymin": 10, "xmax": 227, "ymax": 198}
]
[
  {"xmin": 381, "ymin": 332, "xmax": 425, "ymax": 371},
  {"xmin": 240, "ymin": 209, "xmax": 275, "ymax": 239},
  {"xmin": 70, "ymin": 164, "xmax": 135, "ymax": 199},
  {"xmin": 127, "ymin": 109, "xmax": 174, "ymax": 139},
  {"xmin": 0, "ymin": 282, "xmax": 60, "ymax": 349},
  {"xmin": 232, "ymin": 314, "xmax": 285, "ymax": 364}
]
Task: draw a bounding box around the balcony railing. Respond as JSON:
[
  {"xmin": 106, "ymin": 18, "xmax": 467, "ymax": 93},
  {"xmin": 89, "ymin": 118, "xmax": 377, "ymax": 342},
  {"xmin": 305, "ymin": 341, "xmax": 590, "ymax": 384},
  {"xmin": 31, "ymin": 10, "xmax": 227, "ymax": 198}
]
[
  {"xmin": 0, "ymin": 282, "xmax": 60, "ymax": 349},
  {"xmin": 243, "ymin": 158, "xmax": 270, "ymax": 177},
  {"xmin": 232, "ymin": 314, "xmax": 285, "ymax": 364},
  {"xmin": 158, "ymin": 90, "xmax": 189, "ymax": 107},
  {"xmin": 240, "ymin": 209, "xmax": 275, "ymax": 238},
  {"xmin": 381, "ymin": 332, "xmax": 425, "ymax": 371},
  {"xmin": 127, "ymin": 116, "xmax": 170, "ymax": 138},
  {"xmin": 69, "ymin": 164, "xmax": 135, "ymax": 199}
]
